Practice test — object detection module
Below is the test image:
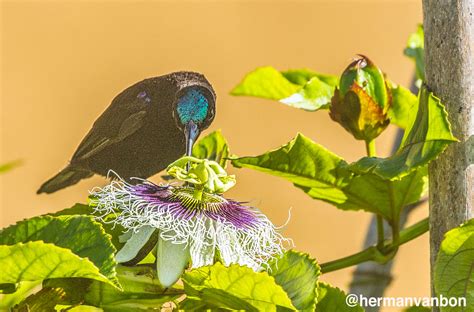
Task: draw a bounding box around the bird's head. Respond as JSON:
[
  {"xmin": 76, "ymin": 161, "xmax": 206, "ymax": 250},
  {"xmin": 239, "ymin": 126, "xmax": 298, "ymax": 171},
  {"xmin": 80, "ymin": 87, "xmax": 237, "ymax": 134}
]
[{"xmin": 172, "ymin": 74, "xmax": 216, "ymax": 156}]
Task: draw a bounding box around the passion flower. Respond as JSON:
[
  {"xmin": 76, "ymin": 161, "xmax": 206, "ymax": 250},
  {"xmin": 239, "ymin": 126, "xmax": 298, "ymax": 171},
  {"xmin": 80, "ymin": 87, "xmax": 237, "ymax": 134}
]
[{"xmin": 90, "ymin": 157, "xmax": 290, "ymax": 287}]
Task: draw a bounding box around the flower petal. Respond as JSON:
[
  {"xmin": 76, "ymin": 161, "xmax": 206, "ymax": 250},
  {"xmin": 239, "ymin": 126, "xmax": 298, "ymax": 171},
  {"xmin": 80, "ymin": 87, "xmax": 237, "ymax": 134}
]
[{"xmin": 156, "ymin": 235, "xmax": 189, "ymax": 287}]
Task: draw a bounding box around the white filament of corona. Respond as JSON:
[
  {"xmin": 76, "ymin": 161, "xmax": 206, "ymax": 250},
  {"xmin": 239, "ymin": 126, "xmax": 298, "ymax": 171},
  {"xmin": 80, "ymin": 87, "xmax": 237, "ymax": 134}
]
[{"xmin": 90, "ymin": 178, "xmax": 292, "ymax": 271}]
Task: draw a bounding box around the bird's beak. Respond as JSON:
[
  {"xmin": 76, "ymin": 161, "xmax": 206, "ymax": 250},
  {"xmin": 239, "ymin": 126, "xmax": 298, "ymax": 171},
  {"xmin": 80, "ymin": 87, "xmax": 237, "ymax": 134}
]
[{"xmin": 184, "ymin": 121, "xmax": 199, "ymax": 156}]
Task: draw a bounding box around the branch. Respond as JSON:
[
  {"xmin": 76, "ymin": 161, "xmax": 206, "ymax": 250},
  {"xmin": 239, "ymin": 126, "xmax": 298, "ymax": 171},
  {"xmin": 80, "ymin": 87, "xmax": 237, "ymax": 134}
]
[{"xmin": 320, "ymin": 216, "xmax": 428, "ymax": 273}]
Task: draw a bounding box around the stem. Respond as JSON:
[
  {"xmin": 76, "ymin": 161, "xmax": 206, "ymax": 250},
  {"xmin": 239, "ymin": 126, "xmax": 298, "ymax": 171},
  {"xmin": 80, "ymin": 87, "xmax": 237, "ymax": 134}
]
[
  {"xmin": 365, "ymin": 139, "xmax": 385, "ymax": 248},
  {"xmin": 365, "ymin": 139, "xmax": 377, "ymax": 157},
  {"xmin": 320, "ymin": 246, "xmax": 380, "ymax": 273},
  {"xmin": 320, "ymin": 217, "xmax": 428, "ymax": 273},
  {"xmin": 349, "ymin": 83, "xmax": 420, "ymax": 310},
  {"xmin": 392, "ymin": 218, "xmax": 400, "ymax": 246},
  {"xmin": 376, "ymin": 215, "xmax": 384, "ymax": 248}
]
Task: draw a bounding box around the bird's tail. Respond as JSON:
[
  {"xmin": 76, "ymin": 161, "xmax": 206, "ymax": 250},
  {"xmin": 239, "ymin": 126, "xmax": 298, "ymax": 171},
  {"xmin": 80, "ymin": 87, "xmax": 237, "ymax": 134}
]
[{"xmin": 37, "ymin": 166, "xmax": 93, "ymax": 194}]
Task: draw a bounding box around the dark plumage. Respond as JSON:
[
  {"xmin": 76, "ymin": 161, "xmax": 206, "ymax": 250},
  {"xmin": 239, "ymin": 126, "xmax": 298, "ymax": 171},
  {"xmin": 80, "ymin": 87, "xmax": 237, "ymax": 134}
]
[{"xmin": 38, "ymin": 71, "xmax": 216, "ymax": 194}]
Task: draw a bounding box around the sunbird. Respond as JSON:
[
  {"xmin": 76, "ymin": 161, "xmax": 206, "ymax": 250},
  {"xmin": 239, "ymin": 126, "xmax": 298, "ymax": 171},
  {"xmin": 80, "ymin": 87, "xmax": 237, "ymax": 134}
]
[{"xmin": 38, "ymin": 71, "xmax": 216, "ymax": 194}]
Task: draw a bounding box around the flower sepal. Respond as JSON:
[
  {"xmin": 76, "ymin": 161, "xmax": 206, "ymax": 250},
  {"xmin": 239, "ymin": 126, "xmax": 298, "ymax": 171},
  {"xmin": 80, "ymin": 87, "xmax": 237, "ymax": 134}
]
[{"xmin": 166, "ymin": 156, "xmax": 236, "ymax": 195}]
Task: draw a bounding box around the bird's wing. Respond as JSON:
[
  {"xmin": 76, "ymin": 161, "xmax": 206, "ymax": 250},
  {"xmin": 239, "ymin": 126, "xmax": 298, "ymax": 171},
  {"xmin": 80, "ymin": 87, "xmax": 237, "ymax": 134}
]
[
  {"xmin": 72, "ymin": 109, "xmax": 148, "ymax": 161},
  {"xmin": 71, "ymin": 76, "xmax": 176, "ymax": 163}
]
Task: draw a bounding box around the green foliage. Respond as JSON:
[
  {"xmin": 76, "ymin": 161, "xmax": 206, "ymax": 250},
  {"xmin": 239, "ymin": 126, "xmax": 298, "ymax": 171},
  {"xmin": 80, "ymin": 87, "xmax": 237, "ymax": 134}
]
[
  {"xmin": 230, "ymin": 62, "xmax": 418, "ymax": 132},
  {"xmin": 50, "ymin": 203, "xmax": 92, "ymax": 216},
  {"xmin": 387, "ymin": 81, "xmax": 418, "ymax": 129},
  {"xmin": 231, "ymin": 66, "xmax": 338, "ymax": 111},
  {"xmin": 434, "ymin": 219, "xmax": 474, "ymax": 311},
  {"xmin": 316, "ymin": 283, "xmax": 364, "ymax": 311},
  {"xmin": 0, "ymin": 281, "xmax": 39, "ymax": 308},
  {"xmin": 83, "ymin": 265, "xmax": 182, "ymax": 311},
  {"xmin": 0, "ymin": 160, "xmax": 22, "ymax": 174},
  {"xmin": 0, "ymin": 24, "xmax": 461, "ymax": 311},
  {"xmin": 231, "ymin": 66, "xmax": 300, "ymax": 100},
  {"xmin": 232, "ymin": 133, "xmax": 427, "ymax": 222},
  {"xmin": 51, "ymin": 203, "xmax": 126, "ymax": 250},
  {"xmin": 269, "ymin": 250, "xmax": 320, "ymax": 311},
  {"xmin": 10, "ymin": 287, "xmax": 67, "ymax": 312},
  {"xmin": 0, "ymin": 242, "xmax": 114, "ymax": 287},
  {"xmin": 404, "ymin": 25, "xmax": 424, "ymax": 82},
  {"xmin": 192, "ymin": 129, "xmax": 230, "ymax": 168},
  {"xmin": 42, "ymin": 265, "xmax": 183, "ymax": 311},
  {"xmin": 0, "ymin": 215, "xmax": 119, "ymax": 288},
  {"xmin": 182, "ymin": 262, "xmax": 296, "ymax": 311},
  {"xmin": 348, "ymin": 86, "xmax": 457, "ymax": 180}
]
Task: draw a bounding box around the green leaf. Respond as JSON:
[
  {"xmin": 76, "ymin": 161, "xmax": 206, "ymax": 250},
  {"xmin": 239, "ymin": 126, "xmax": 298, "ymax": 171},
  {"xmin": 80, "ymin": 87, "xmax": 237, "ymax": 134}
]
[
  {"xmin": 65, "ymin": 306, "xmax": 104, "ymax": 312},
  {"xmin": 316, "ymin": 283, "xmax": 364, "ymax": 311},
  {"xmin": 43, "ymin": 278, "xmax": 93, "ymax": 306},
  {"xmin": 232, "ymin": 133, "xmax": 347, "ymax": 191},
  {"xmin": 0, "ymin": 215, "xmax": 119, "ymax": 287},
  {"xmin": 0, "ymin": 281, "xmax": 39, "ymax": 309},
  {"xmin": 232, "ymin": 133, "xmax": 427, "ymax": 222},
  {"xmin": 300, "ymin": 165, "xmax": 427, "ymax": 221},
  {"xmin": 269, "ymin": 250, "xmax": 320, "ymax": 311},
  {"xmin": 0, "ymin": 160, "xmax": 22, "ymax": 174},
  {"xmin": 44, "ymin": 265, "xmax": 182, "ymax": 311},
  {"xmin": 404, "ymin": 24, "xmax": 424, "ymax": 81},
  {"xmin": 50, "ymin": 203, "xmax": 126, "ymax": 250},
  {"xmin": 50, "ymin": 203, "xmax": 91, "ymax": 216},
  {"xmin": 183, "ymin": 262, "xmax": 295, "ymax": 311},
  {"xmin": 0, "ymin": 282, "xmax": 18, "ymax": 294},
  {"xmin": 434, "ymin": 219, "xmax": 474, "ymax": 311},
  {"xmin": 192, "ymin": 130, "xmax": 230, "ymax": 168},
  {"xmin": 348, "ymin": 86, "xmax": 457, "ymax": 180},
  {"xmin": 231, "ymin": 66, "xmax": 337, "ymax": 111},
  {"xmin": 83, "ymin": 265, "xmax": 182, "ymax": 311},
  {"xmin": 280, "ymin": 76, "xmax": 334, "ymax": 111},
  {"xmin": 282, "ymin": 69, "xmax": 338, "ymax": 88},
  {"xmin": 178, "ymin": 298, "xmax": 219, "ymax": 310},
  {"xmin": 12, "ymin": 287, "xmax": 66, "ymax": 312},
  {"xmin": 231, "ymin": 66, "xmax": 301, "ymax": 100},
  {"xmin": 0, "ymin": 242, "xmax": 114, "ymax": 286},
  {"xmin": 388, "ymin": 82, "xmax": 418, "ymax": 129}
]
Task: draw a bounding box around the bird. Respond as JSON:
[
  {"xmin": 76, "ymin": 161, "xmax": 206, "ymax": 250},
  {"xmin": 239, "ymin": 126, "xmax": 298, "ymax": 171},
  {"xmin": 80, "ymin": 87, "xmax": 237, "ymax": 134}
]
[{"xmin": 37, "ymin": 71, "xmax": 216, "ymax": 194}]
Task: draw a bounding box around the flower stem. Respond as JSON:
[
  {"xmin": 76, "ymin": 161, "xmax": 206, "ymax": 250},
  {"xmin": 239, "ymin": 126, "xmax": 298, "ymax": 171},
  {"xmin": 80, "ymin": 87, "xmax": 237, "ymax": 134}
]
[
  {"xmin": 320, "ymin": 217, "xmax": 428, "ymax": 273},
  {"xmin": 365, "ymin": 139, "xmax": 377, "ymax": 157},
  {"xmin": 365, "ymin": 139, "xmax": 385, "ymax": 248}
]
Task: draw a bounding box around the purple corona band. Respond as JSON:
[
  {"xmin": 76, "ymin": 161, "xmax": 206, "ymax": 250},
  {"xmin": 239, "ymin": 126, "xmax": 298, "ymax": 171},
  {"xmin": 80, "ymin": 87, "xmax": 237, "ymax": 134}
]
[
  {"xmin": 91, "ymin": 176, "xmax": 290, "ymax": 271},
  {"xmin": 130, "ymin": 181, "xmax": 259, "ymax": 229}
]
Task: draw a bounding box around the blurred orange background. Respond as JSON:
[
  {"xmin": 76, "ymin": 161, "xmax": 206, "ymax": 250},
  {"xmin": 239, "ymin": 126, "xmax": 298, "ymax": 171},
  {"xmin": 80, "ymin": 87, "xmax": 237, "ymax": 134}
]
[{"xmin": 1, "ymin": 1, "xmax": 427, "ymax": 310}]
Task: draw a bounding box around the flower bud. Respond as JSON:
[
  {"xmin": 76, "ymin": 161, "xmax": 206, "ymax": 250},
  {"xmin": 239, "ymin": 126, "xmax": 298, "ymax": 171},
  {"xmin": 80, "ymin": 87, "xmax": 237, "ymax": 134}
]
[{"xmin": 330, "ymin": 55, "xmax": 391, "ymax": 141}]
